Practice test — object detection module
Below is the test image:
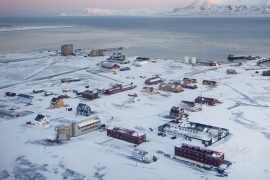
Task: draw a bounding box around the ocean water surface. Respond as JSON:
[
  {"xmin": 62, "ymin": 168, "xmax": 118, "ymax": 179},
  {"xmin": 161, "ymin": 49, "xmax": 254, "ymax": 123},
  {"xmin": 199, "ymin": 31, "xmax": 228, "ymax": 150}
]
[{"xmin": 0, "ymin": 16, "xmax": 270, "ymax": 62}]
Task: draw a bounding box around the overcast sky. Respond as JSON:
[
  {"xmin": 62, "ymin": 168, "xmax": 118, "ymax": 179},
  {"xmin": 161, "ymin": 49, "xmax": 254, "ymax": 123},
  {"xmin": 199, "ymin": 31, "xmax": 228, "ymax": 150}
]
[
  {"xmin": 0, "ymin": 0, "xmax": 187, "ymax": 16},
  {"xmin": 0, "ymin": 0, "xmax": 267, "ymax": 16}
]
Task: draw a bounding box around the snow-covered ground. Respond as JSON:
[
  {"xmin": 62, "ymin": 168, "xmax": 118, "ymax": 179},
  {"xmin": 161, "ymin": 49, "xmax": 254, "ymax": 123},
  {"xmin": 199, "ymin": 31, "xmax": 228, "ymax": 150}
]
[{"xmin": 0, "ymin": 50, "xmax": 270, "ymax": 180}]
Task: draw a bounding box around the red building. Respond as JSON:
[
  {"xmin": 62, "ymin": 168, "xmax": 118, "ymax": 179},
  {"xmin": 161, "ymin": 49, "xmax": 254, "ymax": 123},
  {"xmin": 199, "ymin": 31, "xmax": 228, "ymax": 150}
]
[
  {"xmin": 145, "ymin": 77, "xmax": 163, "ymax": 85},
  {"xmin": 175, "ymin": 144, "xmax": 225, "ymax": 167},
  {"xmin": 104, "ymin": 84, "xmax": 136, "ymax": 95},
  {"xmin": 82, "ymin": 90, "xmax": 98, "ymax": 100},
  {"xmin": 101, "ymin": 63, "xmax": 120, "ymax": 71},
  {"xmin": 195, "ymin": 96, "xmax": 220, "ymax": 106},
  {"xmin": 107, "ymin": 127, "xmax": 146, "ymax": 145}
]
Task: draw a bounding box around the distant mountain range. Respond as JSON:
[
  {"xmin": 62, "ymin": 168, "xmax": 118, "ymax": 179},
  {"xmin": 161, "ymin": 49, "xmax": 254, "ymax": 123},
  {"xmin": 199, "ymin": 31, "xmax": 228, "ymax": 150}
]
[
  {"xmin": 169, "ymin": 0, "xmax": 270, "ymax": 16},
  {"xmin": 60, "ymin": 8, "xmax": 170, "ymax": 17},
  {"xmin": 60, "ymin": 0, "xmax": 270, "ymax": 17}
]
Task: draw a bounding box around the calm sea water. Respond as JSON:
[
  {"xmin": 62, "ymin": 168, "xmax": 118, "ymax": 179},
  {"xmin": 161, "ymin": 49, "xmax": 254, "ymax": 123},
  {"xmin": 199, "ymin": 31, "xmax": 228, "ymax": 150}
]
[{"xmin": 1, "ymin": 16, "xmax": 270, "ymax": 62}]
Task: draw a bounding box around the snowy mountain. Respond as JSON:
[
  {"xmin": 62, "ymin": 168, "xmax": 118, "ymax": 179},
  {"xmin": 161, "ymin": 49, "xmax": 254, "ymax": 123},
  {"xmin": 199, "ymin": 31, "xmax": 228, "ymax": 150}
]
[
  {"xmin": 60, "ymin": 0, "xmax": 270, "ymax": 17},
  {"xmin": 60, "ymin": 8, "xmax": 169, "ymax": 16},
  {"xmin": 169, "ymin": 0, "xmax": 270, "ymax": 16}
]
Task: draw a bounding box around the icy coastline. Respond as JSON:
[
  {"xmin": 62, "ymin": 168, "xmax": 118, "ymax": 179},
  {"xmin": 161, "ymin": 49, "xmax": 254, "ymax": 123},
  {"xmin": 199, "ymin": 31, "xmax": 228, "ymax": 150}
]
[{"xmin": 0, "ymin": 50, "xmax": 270, "ymax": 180}]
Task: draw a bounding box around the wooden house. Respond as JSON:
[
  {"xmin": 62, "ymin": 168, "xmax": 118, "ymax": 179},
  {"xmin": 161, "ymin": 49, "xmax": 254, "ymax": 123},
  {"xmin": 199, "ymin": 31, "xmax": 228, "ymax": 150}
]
[
  {"xmin": 76, "ymin": 103, "xmax": 92, "ymax": 116},
  {"xmin": 170, "ymin": 106, "xmax": 184, "ymax": 118},
  {"xmin": 142, "ymin": 87, "xmax": 159, "ymax": 94},
  {"xmin": 159, "ymin": 83, "xmax": 184, "ymax": 93},
  {"xmin": 175, "ymin": 144, "xmax": 226, "ymax": 167},
  {"xmin": 182, "ymin": 83, "xmax": 198, "ymax": 89},
  {"xmin": 180, "ymin": 101, "xmax": 201, "ymax": 112},
  {"xmin": 101, "ymin": 62, "xmax": 120, "ymax": 71},
  {"xmin": 107, "ymin": 127, "xmax": 146, "ymax": 145},
  {"xmin": 50, "ymin": 97, "xmax": 64, "ymax": 108},
  {"xmin": 82, "ymin": 90, "xmax": 98, "ymax": 100},
  {"xmin": 145, "ymin": 76, "xmax": 163, "ymax": 85},
  {"xmin": 107, "ymin": 53, "xmax": 129, "ymax": 64},
  {"xmin": 34, "ymin": 114, "xmax": 49, "ymax": 127},
  {"xmin": 195, "ymin": 96, "xmax": 220, "ymax": 106},
  {"xmin": 182, "ymin": 78, "xmax": 197, "ymax": 84},
  {"xmin": 104, "ymin": 84, "xmax": 136, "ymax": 95}
]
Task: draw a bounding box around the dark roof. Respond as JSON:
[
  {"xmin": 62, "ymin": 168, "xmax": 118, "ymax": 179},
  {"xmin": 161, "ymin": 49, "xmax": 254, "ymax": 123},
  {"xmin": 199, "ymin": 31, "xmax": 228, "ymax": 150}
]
[
  {"xmin": 171, "ymin": 106, "xmax": 181, "ymax": 111},
  {"xmin": 135, "ymin": 57, "xmax": 150, "ymax": 61},
  {"xmin": 183, "ymin": 78, "xmax": 196, "ymax": 81},
  {"xmin": 181, "ymin": 101, "xmax": 196, "ymax": 107},
  {"xmin": 83, "ymin": 90, "xmax": 94, "ymax": 95},
  {"xmin": 101, "ymin": 62, "xmax": 120, "ymax": 69},
  {"xmin": 76, "ymin": 103, "xmax": 90, "ymax": 112},
  {"xmin": 17, "ymin": 94, "xmax": 34, "ymax": 99},
  {"xmin": 51, "ymin": 97, "xmax": 59, "ymax": 103},
  {"xmin": 35, "ymin": 114, "xmax": 45, "ymax": 121},
  {"xmin": 196, "ymin": 96, "xmax": 217, "ymax": 101}
]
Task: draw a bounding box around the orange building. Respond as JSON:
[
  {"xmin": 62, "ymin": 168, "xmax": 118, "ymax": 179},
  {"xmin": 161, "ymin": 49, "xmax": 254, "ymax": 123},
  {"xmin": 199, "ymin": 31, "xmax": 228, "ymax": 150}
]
[{"xmin": 50, "ymin": 97, "xmax": 64, "ymax": 108}]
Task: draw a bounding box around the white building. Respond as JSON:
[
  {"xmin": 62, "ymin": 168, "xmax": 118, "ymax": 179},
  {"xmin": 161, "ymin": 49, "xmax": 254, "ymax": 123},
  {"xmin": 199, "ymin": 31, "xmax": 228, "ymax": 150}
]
[
  {"xmin": 134, "ymin": 57, "xmax": 151, "ymax": 66},
  {"xmin": 34, "ymin": 114, "xmax": 49, "ymax": 127},
  {"xmin": 72, "ymin": 117, "xmax": 101, "ymax": 137},
  {"xmin": 180, "ymin": 101, "xmax": 201, "ymax": 112},
  {"xmin": 158, "ymin": 119, "xmax": 229, "ymax": 147}
]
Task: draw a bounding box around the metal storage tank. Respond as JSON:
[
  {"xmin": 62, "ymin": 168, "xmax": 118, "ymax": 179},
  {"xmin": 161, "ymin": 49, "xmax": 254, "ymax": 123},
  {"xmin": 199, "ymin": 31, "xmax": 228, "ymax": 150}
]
[
  {"xmin": 184, "ymin": 56, "xmax": 190, "ymax": 64},
  {"xmin": 190, "ymin": 57, "xmax": 197, "ymax": 65},
  {"xmin": 61, "ymin": 44, "xmax": 74, "ymax": 56}
]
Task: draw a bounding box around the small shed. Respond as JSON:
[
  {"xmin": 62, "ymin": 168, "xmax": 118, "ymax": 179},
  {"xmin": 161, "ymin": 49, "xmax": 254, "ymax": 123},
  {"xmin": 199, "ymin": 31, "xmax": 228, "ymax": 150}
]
[
  {"xmin": 182, "ymin": 78, "xmax": 197, "ymax": 84},
  {"xmin": 34, "ymin": 114, "xmax": 49, "ymax": 127},
  {"xmin": 76, "ymin": 103, "xmax": 92, "ymax": 116},
  {"xmin": 226, "ymin": 69, "xmax": 237, "ymax": 74},
  {"xmin": 195, "ymin": 96, "xmax": 220, "ymax": 106},
  {"xmin": 262, "ymin": 70, "xmax": 270, "ymax": 76},
  {"xmin": 33, "ymin": 89, "xmax": 44, "ymax": 94},
  {"xmin": 202, "ymin": 80, "xmax": 218, "ymax": 86}
]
